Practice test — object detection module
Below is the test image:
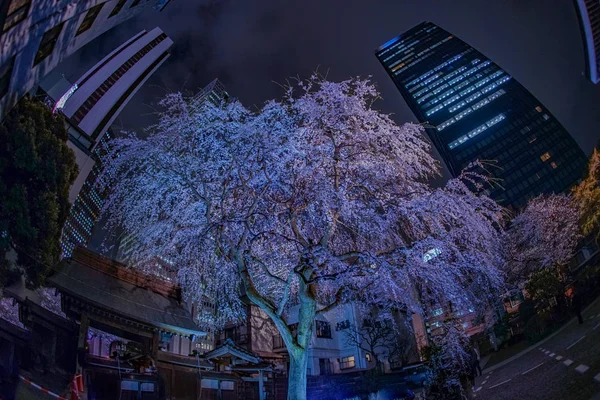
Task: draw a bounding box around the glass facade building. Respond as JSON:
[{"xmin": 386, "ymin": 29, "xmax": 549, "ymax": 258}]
[
  {"xmin": 60, "ymin": 130, "xmax": 112, "ymax": 258},
  {"xmin": 375, "ymin": 22, "xmax": 588, "ymax": 208}
]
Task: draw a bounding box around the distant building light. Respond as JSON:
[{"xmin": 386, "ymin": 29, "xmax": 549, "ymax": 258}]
[
  {"xmin": 423, "ymin": 248, "xmax": 442, "ymax": 262},
  {"xmin": 53, "ymin": 84, "xmax": 78, "ymax": 113}
]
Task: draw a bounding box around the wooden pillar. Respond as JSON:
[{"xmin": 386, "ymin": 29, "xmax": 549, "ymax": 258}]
[
  {"xmin": 258, "ymin": 370, "xmax": 264, "ymax": 400},
  {"xmin": 77, "ymin": 314, "xmax": 89, "ymax": 373}
]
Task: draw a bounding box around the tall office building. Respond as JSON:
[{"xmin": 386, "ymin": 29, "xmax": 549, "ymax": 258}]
[
  {"xmin": 60, "ymin": 130, "xmax": 112, "ymax": 258},
  {"xmin": 375, "ymin": 22, "xmax": 588, "ymax": 208},
  {"xmin": 0, "ymin": 0, "xmax": 173, "ymax": 121},
  {"xmin": 192, "ymin": 78, "xmax": 230, "ymax": 106},
  {"xmin": 573, "ymin": 0, "xmax": 600, "ymax": 83},
  {"xmin": 39, "ymin": 27, "xmax": 173, "ymax": 202},
  {"xmin": 37, "ymin": 27, "xmax": 173, "ymax": 257}
]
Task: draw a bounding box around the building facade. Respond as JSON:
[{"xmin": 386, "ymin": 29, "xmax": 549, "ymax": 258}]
[
  {"xmin": 59, "ymin": 130, "xmax": 112, "ymax": 258},
  {"xmin": 0, "ymin": 0, "xmax": 172, "ymax": 121},
  {"xmin": 573, "ymin": 0, "xmax": 600, "ymax": 83},
  {"xmin": 36, "ymin": 27, "xmax": 173, "ymax": 257},
  {"xmin": 375, "ymin": 22, "xmax": 588, "ymax": 208}
]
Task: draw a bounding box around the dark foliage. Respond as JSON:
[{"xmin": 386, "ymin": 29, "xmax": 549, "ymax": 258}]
[{"xmin": 0, "ymin": 96, "xmax": 77, "ymax": 288}]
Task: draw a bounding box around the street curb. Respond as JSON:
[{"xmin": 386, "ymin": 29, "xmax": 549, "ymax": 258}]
[{"xmin": 482, "ymin": 295, "xmax": 600, "ymax": 374}]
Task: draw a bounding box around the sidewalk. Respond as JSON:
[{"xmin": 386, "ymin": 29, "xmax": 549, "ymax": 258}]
[{"xmin": 482, "ymin": 294, "xmax": 600, "ymax": 374}]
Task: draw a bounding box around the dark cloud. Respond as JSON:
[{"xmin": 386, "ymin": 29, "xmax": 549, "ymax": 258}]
[{"xmin": 59, "ymin": 0, "xmax": 600, "ymax": 151}]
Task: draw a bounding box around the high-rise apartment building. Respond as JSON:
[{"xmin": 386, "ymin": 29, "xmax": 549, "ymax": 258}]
[
  {"xmin": 37, "ymin": 27, "xmax": 173, "ymax": 257},
  {"xmin": 573, "ymin": 0, "xmax": 600, "ymax": 83},
  {"xmin": 0, "ymin": 0, "xmax": 172, "ymax": 121},
  {"xmin": 375, "ymin": 22, "xmax": 588, "ymax": 208}
]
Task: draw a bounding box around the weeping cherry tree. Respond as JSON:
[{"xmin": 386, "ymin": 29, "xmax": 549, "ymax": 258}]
[
  {"xmin": 503, "ymin": 194, "xmax": 580, "ymax": 284},
  {"xmin": 99, "ymin": 76, "xmax": 505, "ymax": 400}
]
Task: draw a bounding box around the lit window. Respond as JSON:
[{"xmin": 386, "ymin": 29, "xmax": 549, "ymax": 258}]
[
  {"xmin": 543, "ymin": 114, "xmax": 550, "ymax": 120},
  {"xmin": 454, "ymin": 107, "xmax": 473, "ymax": 120},
  {"xmin": 540, "ymin": 152, "xmax": 551, "ymax": 162},
  {"xmin": 423, "ymin": 248, "xmax": 442, "ymax": 262},
  {"xmin": 437, "ymin": 117, "xmax": 456, "ymax": 131},
  {"xmin": 550, "ymin": 161, "xmax": 558, "ymax": 169},
  {"xmin": 471, "ymin": 98, "xmax": 490, "ymax": 111},
  {"xmin": 366, "ymin": 353, "xmax": 371, "ymax": 362},
  {"xmin": 432, "ymin": 308, "xmax": 443, "ymax": 316},
  {"xmin": 535, "ymin": 106, "xmax": 543, "ymax": 112},
  {"xmin": 449, "ymin": 101, "xmax": 466, "ymax": 113},
  {"xmin": 425, "ymin": 104, "xmax": 444, "ymax": 116},
  {"xmin": 465, "ymin": 91, "xmax": 482, "ymax": 103},
  {"xmin": 316, "ymin": 321, "xmax": 331, "ymax": 338},
  {"xmin": 339, "ymin": 355, "xmax": 356, "ymax": 369},
  {"xmin": 461, "ymin": 322, "xmax": 470, "ymax": 329},
  {"xmin": 443, "ymin": 95, "xmax": 460, "ymax": 106}
]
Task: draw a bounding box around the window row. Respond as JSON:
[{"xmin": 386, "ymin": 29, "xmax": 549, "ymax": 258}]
[
  {"xmin": 72, "ymin": 33, "xmax": 168, "ymax": 124},
  {"xmin": 448, "ymin": 113, "xmax": 506, "ymax": 149}
]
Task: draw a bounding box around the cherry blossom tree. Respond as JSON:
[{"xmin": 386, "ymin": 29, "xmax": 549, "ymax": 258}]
[
  {"xmin": 99, "ymin": 76, "xmax": 505, "ymax": 400},
  {"xmin": 573, "ymin": 148, "xmax": 600, "ymax": 242},
  {"xmin": 503, "ymin": 194, "xmax": 580, "ymax": 284}
]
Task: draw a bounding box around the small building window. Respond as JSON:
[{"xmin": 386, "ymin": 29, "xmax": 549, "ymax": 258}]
[
  {"xmin": 2, "ymin": 0, "xmax": 31, "ymax": 32},
  {"xmin": 33, "ymin": 23, "xmax": 64, "ymax": 66},
  {"xmin": 540, "ymin": 152, "xmax": 551, "ymax": 162},
  {"xmin": 365, "ymin": 353, "xmax": 371, "ymax": 362},
  {"xmin": 316, "ymin": 321, "xmax": 331, "ymax": 338},
  {"xmin": 76, "ymin": 3, "xmax": 104, "ymax": 36},
  {"xmin": 339, "ymin": 355, "xmax": 356, "ymax": 370},
  {"xmin": 335, "ymin": 320, "xmax": 350, "ymax": 331},
  {"xmin": 535, "ymin": 106, "xmax": 543, "ymax": 112},
  {"xmin": 0, "ymin": 56, "xmax": 15, "ymax": 99},
  {"xmin": 550, "ymin": 161, "xmax": 558, "ymax": 169},
  {"xmin": 109, "ymin": 0, "xmax": 127, "ymax": 17}
]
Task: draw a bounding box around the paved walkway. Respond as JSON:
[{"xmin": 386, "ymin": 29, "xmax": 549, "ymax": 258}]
[{"xmin": 473, "ymin": 297, "xmax": 600, "ymax": 399}]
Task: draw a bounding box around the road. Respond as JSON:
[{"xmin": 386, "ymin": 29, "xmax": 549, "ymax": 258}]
[{"xmin": 474, "ymin": 299, "xmax": 600, "ymax": 400}]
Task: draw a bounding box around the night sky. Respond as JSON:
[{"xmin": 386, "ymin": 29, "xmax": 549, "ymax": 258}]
[
  {"xmin": 57, "ymin": 0, "xmax": 600, "ymax": 157},
  {"xmin": 67, "ymin": 0, "xmax": 600, "ymax": 250}
]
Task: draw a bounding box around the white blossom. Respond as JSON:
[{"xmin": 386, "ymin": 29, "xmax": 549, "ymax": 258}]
[{"xmin": 99, "ymin": 76, "xmax": 506, "ymax": 399}]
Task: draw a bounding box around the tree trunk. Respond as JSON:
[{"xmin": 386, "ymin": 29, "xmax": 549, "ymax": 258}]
[{"xmin": 287, "ymin": 347, "xmax": 309, "ymax": 400}]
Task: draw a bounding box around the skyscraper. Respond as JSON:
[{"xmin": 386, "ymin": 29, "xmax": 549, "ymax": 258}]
[
  {"xmin": 0, "ymin": 0, "xmax": 173, "ymax": 121},
  {"xmin": 573, "ymin": 0, "xmax": 600, "ymax": 83},
  {"xmin": 60, "ymin": 130, "xmax": 112, "ymax": 258},
  {"xmin": 375, "ymin": 22, "xmax": 588, "ymax": 208},
  {"xmin": 39, "ymin": 27, "xmax": 173, "ymax": 202},
  {"xmin": 37, "ymin": 27, "xmax": 173, "ymax": 257}
]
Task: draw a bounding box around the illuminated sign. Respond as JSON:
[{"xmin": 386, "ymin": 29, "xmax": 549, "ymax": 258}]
[{"xmin": 53, "ymin": 84, "xmax": 78, "ymax": 113}]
